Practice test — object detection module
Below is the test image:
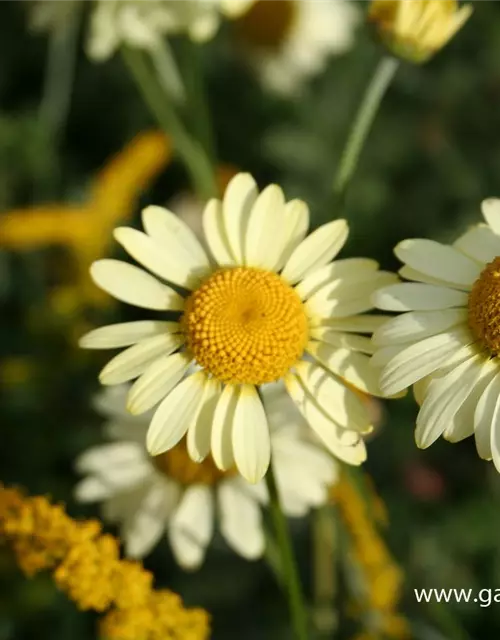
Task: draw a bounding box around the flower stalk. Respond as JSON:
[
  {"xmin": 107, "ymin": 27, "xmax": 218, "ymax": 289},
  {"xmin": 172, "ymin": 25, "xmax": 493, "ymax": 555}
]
[
  {"xmin": 122, "ymin": 46, "xmax": 218, "ymax": 201},
  {"xmin": 266, "ymin": 462, "xmax": 310, "ymax": 640},
  {"xmin": 333, "ymin": 55, "xmax": 399, "ymax": 202}
]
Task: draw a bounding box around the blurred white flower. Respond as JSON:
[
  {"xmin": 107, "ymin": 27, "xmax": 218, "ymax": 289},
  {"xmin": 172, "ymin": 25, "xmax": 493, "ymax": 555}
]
[
  {"xmin": 87, "ymin": 0, "xmax": 255, "ymax": 61},
  {"xmin": 233, "ymin": 0, "xmax": 360, "ymax": 95},
  {"xmin": 29, "ymin": 0, "xmax": 82, "ymax": 33},
  {"xmin": 75, "ymin": 382, "xmax": 337, "ymax": 568}
]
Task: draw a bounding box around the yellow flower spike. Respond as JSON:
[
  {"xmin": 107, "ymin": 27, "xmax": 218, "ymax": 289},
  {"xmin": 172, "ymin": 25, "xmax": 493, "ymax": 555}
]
[
  {"xmin": 0, "ymin": 486, "xmax": 210, "ymax": 640},
  {"xmin": 332, "ymin": 473, "xmax": 410, "ymax": 639},
  {"xmin": 368, "ymin": 0, "xmax": 473, "ymax": 64},
  {"xmin": 0, "ymin": 131, "xmax": 172, "ymax": 310}
]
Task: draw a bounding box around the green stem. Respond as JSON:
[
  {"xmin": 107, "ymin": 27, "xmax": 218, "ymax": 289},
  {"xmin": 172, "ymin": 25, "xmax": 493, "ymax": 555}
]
[
  {"xmin": 312, "ymin": 507, "xmax": 338, "ymax": 637},
  {"xmin": 333, "ymin": 56, "xmax": 399, "ymax": 202},
  {"xmin": 178, "ymin": 38, "xmax": 216, "ymax": 167},
  {"xmin": 121, "ymin": 46, "xmax": 218, "ymax": 200},
  {"xmin": 266, "ymin": 463, "xmax": 309, "ymax": 640},
  {"xmin": 38, "ymin": 2, "xmax": 82, "ymax": 145}
]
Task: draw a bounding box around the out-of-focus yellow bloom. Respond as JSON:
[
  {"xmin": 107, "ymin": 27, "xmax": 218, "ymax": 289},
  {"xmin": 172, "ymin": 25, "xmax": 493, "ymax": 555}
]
[
  {"xmin": 332, "ymin": 473, "xmax": 410, "ymax": 639},
  {"xmin": 368, "ymin": 0, "xmax": 472, "ymax": 64},
  {"xmin": 0, "ymin": 486, "xmax": 209, "ymax": 639},
  {"xmin": 0, "ymin": 131, "xmax": 172, "ymax": 309},
  {"xmin": 0, "ymin": 357, "xmax": 37, "ymax": 387}
]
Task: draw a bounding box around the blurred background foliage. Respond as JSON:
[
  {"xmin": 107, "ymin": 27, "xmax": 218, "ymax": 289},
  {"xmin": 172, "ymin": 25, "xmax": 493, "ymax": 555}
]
[{"xmin": 1, "ymin": 1, "xmax": 500, "ymax": 639}]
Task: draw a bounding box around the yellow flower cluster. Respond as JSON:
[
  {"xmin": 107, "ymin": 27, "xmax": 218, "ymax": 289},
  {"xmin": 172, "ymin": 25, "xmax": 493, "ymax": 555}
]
[
  {"xmin": 0, "ymin": 486, "xmax": 210, "ymax": 640},
  {"xmin": 0, "ymin": 131, "xmax": 172, "ymax": 312},
  {"xmin": 332, "ymin": 473, "xmax": 410, "ymax": 640}
]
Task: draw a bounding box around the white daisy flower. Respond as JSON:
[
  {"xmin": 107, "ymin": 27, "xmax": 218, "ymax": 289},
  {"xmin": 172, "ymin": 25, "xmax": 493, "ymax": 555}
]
[
  {"xmin": 372, "ymin": 198, "xmax": 500, "ymax": 469},
  {"xmin": 87, "ymin": 0, "xmax": 255, "ymax": 61},
  {"xmin": 80, "ymin": 172, "xmax": 395, "ymax": 482},
  {"xmin": 233, "ymin": 0, "xmax": 360, "ymax": 95},
  {"xmin": 75, "ymin": 383, "xmax": 337, "ymax": 568}
]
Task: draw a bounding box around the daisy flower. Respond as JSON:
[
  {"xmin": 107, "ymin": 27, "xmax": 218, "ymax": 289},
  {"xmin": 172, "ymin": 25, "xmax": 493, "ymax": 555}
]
[
  {"xmin": 80, "ymin": 172, "xmax": 395, "ymax": 482},
  {"xmin": 87, "ymin": 0, "xmax": 255, "ymax": 61},
  {"xmin": 75, "ymin": 383, "xmax": 337, "ymax": 568},
  {"xmin": 372, "ymin": 198, "xmax": 500, "ymax": 468},
  {"xmin": 233, "ymin": 0, "xmax": 360, "ymax": 95}
]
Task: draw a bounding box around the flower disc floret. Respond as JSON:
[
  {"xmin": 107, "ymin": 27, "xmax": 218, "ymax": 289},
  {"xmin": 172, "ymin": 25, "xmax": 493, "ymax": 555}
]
[
  {"xmin": 468, "ymin": 256, "xmax": 500, "ymax": 356},
  {"xmin": 182, "ymin": 266, "xmax": 309, "ymax": 385}
]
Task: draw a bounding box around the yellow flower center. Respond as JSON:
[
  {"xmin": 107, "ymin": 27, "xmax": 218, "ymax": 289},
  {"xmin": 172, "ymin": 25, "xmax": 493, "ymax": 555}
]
[
  {"xmin": 234, "ymin": 0, "xmax": 296, "ymax": 49},
  {"xmin": 468, "ymin": 257, "xmax": 500, "ymax": 356},
  {"xmin": 182, "ymin": 267, "xmax": 309, "ymax": 385},
  {"xmin": 152, "ymin": 441, "xmax": 234, "ymax": 486}
]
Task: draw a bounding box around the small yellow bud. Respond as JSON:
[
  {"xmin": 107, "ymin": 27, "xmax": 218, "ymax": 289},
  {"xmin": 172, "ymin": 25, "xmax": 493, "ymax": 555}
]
[{"xmin": 368, "ymin": 0, "xmax": 473, "ymax": 64}]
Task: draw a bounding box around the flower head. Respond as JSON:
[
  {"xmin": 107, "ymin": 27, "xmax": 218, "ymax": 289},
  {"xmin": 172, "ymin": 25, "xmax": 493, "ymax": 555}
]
[
  {"xmin": 372, "ymin": 198, "xmax": 500, "ymax": 469},
  {"xmin": 88, "ymin": 0, "xmax": 255, "ymax": 61},
  {"xmin": 368, "ymin": 0, "xmax": 472, "ymax": 64},
  {"xmin": 76, "ymin": 383, "xmax": 338, "ymax": 567},
  {"xmin": 81, "ymin": 172, "xmax": 394, "ymax": 482},
  {"xmin": 234, "ymin": 0, "xmax": 360, "ymax": 94}
]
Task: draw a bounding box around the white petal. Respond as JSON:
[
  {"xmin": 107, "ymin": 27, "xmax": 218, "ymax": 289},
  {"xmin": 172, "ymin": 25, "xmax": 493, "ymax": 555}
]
[
  {"xmin": 75, "ymin": 447, "xmax": 150, "ymax": 493},
  {"xmin": 99, "ymin": 333, "xmax": 184, "ymax": 385},
  {"xmin": 395, "ymin": 239, "xmax": 481, "ymax": 289},
  {"xmin": 114, "ymin": 227, "xmax": 206, "ymax": 290},
  {"xmin": 454, "ymin": 225, "xmax": 500, "ymax": 264},
  {"xmin": 222, "ymin": 173, "xmax": 258, "ymax": 263},
  {"xmin": 146, "ymin": 372, "xmax": 207, "ymax": 455},
  {"xmin": 75, "ymin": 477, "xmax": 115, "ymax": 502},
  {"xmin": 75, "ymin": 442, "xmax": 145, "ymax": 475},
  {"xmin": 310, "ymin": 330, "xmax": 375, "ymax": 354},
  {"xmin": 90, "ymin": 259, "xmax": 184, "ymax": 310},
  {"xmin": 281, "ymin": 219, "xmax": 349, "ymax": 285},
  {"xmin": 218, "ymin": 479, "xmax": 264, "ymax": 559},
  {"xmin": 372, "ymin": 309, "xmax": 467, "ymax": 346},
  {"xmin": 80, "ymin": 321, "xmax": 179, "ymax": 350},
  {"xmin": 273, "ymin": 438, "xmax": 337, "ymax": 488},
  {"xmin": 371, "ymin": 344, "xmax": 408, "ymax": 368},
  {"xmin": 127, "ymin": 352, "xmax": 192, "ymax": 414},
  {"xmin": 379, "ymin": 328, "xmax": 475, "ymax": 396},
  {"xmin": 374, "ymin": 283, "xmax": 468, "ymax": 312},
  {"xmin": 219, "ymin": 0, "xmax": 256, "ymax": 17},
  {"xmin": 314, "ymin": 315, "xmax": 389, "ymax": 334},
  {"xmin": 142, "ymin": 205, "xmax": 210, "ymax": 269},
  {"xmin": 398, "ymin": 265, "xmax": 469, "ymax": 291},
  {"xmin": 445, "ymin": 358, "xmax": 497, "ymax": 443},
  {"xmin": 187, "ymin": 378, "xmax": 221, "ymax": 462},
  {"xmin": 284, "ymin": 373, "xmax": 367, "ymax": 465},
  {"xmin": 295, "ymin": 258, "xmax": 378, "ymax": 300},
  {"xmin": 169, "ymin": 485, "xmax": 213, "ymax": 570},
  {"xmin": 482, "ymin": 198, "xmax": 500, "ymax": 236},
  {"xmin": 307, "ymin": 343, "xmax": 383, "ymax": 397},
  {"xmin": 211, "ymin": 385, "xmax": 239, "ymax": 471},
  {"xmin": 475, "ymin": 369, "xmax": 500, "ymax": 460},
  {"xmin": 232, "ymin": 385, "xmax": 271, "ymax": 483},
  {"xmin": 415, "ymin": 355, "xmax": 482, "ymax": 448},
  {"xmin": 295, "ymin": 360, "xmax": 371, "ymax": 432},
  {"xmin": 123, "ymin": 481, "xmax": 177, "ymax": 559},
  {"xmin": 275, "ymin": 199, "xmax": 309, "ymax": 271},
  {"xmin": 245, "ymin": 184, "xmax": 286, "ymax": 270},
  {"xmin": 306, "ymin": 272, "xmax": 397, "ymax": 319},
  {"xmin": 202, "ymin": 198, "xmax": 234, "ymax": 266}
]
